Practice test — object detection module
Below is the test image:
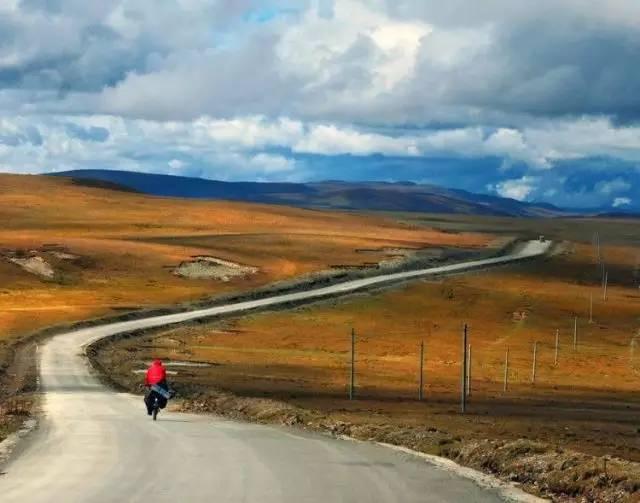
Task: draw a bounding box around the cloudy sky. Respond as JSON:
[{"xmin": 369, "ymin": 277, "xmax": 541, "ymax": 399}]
[{"xmin": 1, "ymin": 0, "xmax": 640, "ymax": 209}]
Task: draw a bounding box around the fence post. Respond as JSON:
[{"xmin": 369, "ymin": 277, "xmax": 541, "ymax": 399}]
[
  {"xmin": 531, "ymin": 341, "xmax": 538, "ymax": 384},
  {"xmin": 573, "ymin": 317, "xmax": 578, "ymax": 351},
  {"xmin": 461, "ymin": 324, "xmax": 468, "ymax": 413},
  {"xmin": 554, "ymin": 329, "xmax": 559, "ymax": 366},
  {"xmin": 418, "ymin": 340, "xmax": 425, "ymax": 401},
  {"xmin": 466, "ymin": 344, "xmax": 472, "ymax": 397},
  {"xmin": 503, "ymin": 347, "xmax": 509, "ymax": 392},
  {"xmin": 349, "ymin": 328, "xmax": 355, "ymax": 400}
]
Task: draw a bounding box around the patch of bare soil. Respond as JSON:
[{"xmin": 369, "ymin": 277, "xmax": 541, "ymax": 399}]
[
  {"xmin": 50, "ymin": 251, "xmax": 79, "ymax": 260},
  {"xmin": 2, "ymin": 245, "xmax": 86, "ymax": 283},
  {"xmin": 7, "ymin": 255, "xmax": 55, "ymax": 279},
  {"xmin": 173, "ymin": 256, "xmax": 258, "ymax": 281}
]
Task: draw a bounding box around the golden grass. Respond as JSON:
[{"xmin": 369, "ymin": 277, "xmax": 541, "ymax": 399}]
[{"xmin": 0, "ymin": 174, "xmax": 490, "ymax": 353}]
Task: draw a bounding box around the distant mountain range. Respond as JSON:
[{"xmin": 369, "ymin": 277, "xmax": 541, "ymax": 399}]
[{"xmin": 49, "ymin": 169, "xmax": 636, "ymax": 218}]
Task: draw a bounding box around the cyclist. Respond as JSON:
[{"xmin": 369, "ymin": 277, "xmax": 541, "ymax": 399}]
[{"xmin": 143, "ymin": 359, "xmax": 170, "ymax": 415}]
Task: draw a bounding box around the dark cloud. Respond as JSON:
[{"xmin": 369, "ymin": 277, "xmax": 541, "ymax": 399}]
[
  {"xmin": 2, "ymin": 0, "xmax": 638, "ymax": 124},
  {"xmin": 97, "ymin": 31, "xmax": 302, "ymax": 120},
  {"xmin": 0, "ymin": 125, "xmax": 42, "ymax": 146},
  {"xmin": 481, "ymin": 19, "xmax": 640, "ymax": 121},
  {"xmin": 65, "ymin": 123, "xmax": 109, "ymax": 142},
  {"xmin": 0, "ymin": 0, "xmax": 259, "ymax": 97}
]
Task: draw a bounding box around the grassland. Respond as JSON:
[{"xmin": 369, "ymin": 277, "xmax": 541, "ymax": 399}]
[
  {"xmin": 96, "ymin": 219, "xmax": 640, "ymax": 501},
  {"xmin": 5, "ymin": 173, "xmax": 640, "ymax": 500},
  {"xmin": 0, "ymin": 173, "xmax": 490, "ymax": 388}
]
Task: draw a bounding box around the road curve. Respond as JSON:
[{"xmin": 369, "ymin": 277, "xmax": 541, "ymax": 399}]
[{"xmin": 0, "ymin": 240, "xmax": 550, "ymax": 502}]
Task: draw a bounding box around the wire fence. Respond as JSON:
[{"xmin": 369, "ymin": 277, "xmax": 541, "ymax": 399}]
[
  {"xmin": 349, "ymin": 326, "xmax": 640, "ymax": 399},
  {"xmin": 199, "ymin": 239, "xmax": 640, "ymax": 410},
  {"xmin": 205, "ymin": 323, "xmax": 640, "ymax": 405}
]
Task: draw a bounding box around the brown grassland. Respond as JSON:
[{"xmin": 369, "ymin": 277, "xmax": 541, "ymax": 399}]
[
  {"xmin": 4, "ymin": 173, "xmax": 640, "ymax": 500},
  {"xmin": 0, "ymin": 173, "xmax": 488, "ymax": 379}
]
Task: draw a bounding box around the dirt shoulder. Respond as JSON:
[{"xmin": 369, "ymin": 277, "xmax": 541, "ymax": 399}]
[{"xmin": 0, "ymin": 338, "xmax": 39, "ymax": 446}]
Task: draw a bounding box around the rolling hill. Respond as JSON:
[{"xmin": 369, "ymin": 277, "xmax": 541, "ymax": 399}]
[{"xmin": 50, "ymin": 169, "xmax": 569, "ymax": 217}]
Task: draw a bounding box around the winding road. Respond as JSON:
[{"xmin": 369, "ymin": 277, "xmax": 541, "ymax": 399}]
[{"xmin": 0, "ymin": 240, "xmax": 551, "ymax": 502}]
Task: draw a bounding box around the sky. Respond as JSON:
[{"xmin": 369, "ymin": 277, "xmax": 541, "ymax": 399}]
[{"xmin": 1, "ymin": 0, "xmax": 639, "ymax": 209}]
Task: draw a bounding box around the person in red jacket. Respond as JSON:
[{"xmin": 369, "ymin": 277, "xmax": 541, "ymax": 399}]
[
  {"xmin": 145, "ymin": 359, "xmax": 167, "ymax": 387},
  {"xmin": 143, "ymin": 359, "xmax": 169, "ymax": 416}
]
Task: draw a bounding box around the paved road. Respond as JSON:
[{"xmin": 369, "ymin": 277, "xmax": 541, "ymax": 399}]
[{"xmin": 0, "ymin": 240, "xmax": 550, "ymax": 502}]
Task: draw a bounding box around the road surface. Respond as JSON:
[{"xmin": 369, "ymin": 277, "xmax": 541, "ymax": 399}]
[{"xmin": 0, "ymin": 240, "xmax": 550, "ymax": 502}]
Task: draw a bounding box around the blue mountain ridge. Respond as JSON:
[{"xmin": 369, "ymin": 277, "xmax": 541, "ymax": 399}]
[{"xmin": 48, "ymin": 169, "xmax": 636, "ymax": 218}]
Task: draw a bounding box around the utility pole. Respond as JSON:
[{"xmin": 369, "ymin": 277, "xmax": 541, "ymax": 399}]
[
  {"xmin": 603, "ymin": 271, "xmax": 608, "ymax": 301},
  {"xmin": 589, "ymin": 293, "xmax": 594, "ymax": 324},
  {"xmin": 573, "ymin": 317, "xmax": 578, "ymax": 351},
  {"xmin": 531, "ymin": 341, "xmax": 538, "ymax": 384},
  {"xmin": 503, "ymin": 347, "xmax": 509, "ymax": 392},
  {"xmin": 461, "ymin": 324, "xmax": 468, "ymax": 413},
  {"xmin": 554, "ymin": 329, "xmax": 559, "ymax": 366},
  {"xmin": 466, "ymin": 344, "xmax": 472, "ymax": 397},
  {"xmin": 349, "ymin": 328, "xmax": 355, "ymax": 400},
  {"xmin": 418, "ymin": 340, "xmax": 425, "ymax": 401}
]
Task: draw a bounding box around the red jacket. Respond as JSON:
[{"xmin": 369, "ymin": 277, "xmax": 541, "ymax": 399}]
[{"xmin": 145, "ymin": 360, "xmax": 167, "ymax": 386}]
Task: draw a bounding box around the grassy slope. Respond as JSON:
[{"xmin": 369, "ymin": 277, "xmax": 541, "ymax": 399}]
[{"xmin": 0, "ymin": 173, "xmax": 490, "ymax": 366}]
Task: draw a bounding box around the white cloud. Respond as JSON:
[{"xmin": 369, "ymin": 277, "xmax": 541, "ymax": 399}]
[
  {"xmin": 167, "ymin": 159, "xmax": 186, "ymax": 172},
  {"xmin": 277, "ymin": 0, "xmax": 430, "ymax": 96},
  {"xmin": 613, "ymin": 197, "xmax": 631, "ymax": 207},
  {"xmin": 597, "ymin": 177, "xmax": 631, "ymax": 195},
  {"xmin": 523, "ymin": 118, "xmax": 640, "ymax": 163},
  {"xmin": 493, "ymin": 176, "xmax": 538, "ymax": 201},
  {"xmin": 0, "ymin": 113, "xmax": 308, "ymax": 181},
  {"xmin": 2, "ymin": 113, "xmax": 640, "ymax": 180},
  {"xmin": 484, "ymin": 128, "xmax": 550, "ymax": 169},
  {"xmin": 293, "ymin": 124, "xmax": 419, "ymax": 156},
  {"xmin": 195, "ymin": 116, "xmax": 305, "ymax": 148},
  {"xmin": 247, "ymin": 153, "xmax": 296, "ymax": 173}
]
